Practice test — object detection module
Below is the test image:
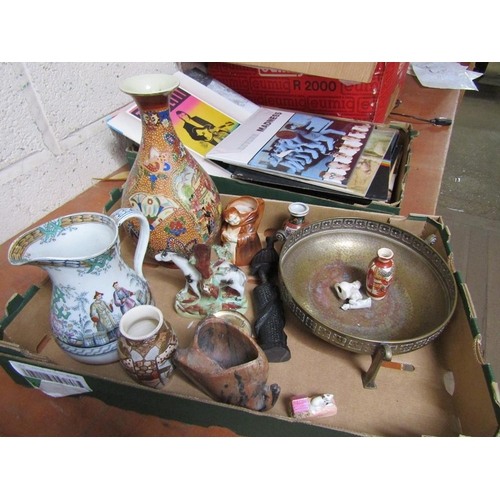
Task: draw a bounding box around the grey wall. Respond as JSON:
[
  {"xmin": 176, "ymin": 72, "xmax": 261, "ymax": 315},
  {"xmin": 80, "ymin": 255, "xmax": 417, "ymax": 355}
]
[{"xmin": 0, "ymin": 62, "xmax": 179, "ymax": 244}]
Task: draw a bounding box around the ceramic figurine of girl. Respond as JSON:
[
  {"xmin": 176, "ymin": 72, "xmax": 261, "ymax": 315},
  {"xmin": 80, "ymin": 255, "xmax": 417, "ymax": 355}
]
[{"xmin": 221, "ymin": 196, "xmax": 265, "ymax": 267}]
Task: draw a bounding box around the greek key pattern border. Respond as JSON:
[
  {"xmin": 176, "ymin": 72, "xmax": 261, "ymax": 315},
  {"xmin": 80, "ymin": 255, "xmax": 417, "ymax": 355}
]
[{"xmin": 281, "ymin": 284, "xmax": 445, "ymax": 355}]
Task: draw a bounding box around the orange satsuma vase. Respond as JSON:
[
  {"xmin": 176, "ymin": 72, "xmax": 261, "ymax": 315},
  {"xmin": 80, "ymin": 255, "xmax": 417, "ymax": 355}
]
[{"xmin": 119, "ymin": 74, "xmax": 222, "ymax": 258}]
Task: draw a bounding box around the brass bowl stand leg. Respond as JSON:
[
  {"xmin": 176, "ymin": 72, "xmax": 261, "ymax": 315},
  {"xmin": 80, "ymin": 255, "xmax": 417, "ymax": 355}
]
[{"xmin": 362, "ymin": 344, "xmax": 392, "ymax": 389}]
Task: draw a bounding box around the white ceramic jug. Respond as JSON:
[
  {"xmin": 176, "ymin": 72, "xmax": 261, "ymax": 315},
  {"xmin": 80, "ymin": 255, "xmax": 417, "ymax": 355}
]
[{"xmin": 8, "ymin": 208, "xmax": 153, "ymax": 364}]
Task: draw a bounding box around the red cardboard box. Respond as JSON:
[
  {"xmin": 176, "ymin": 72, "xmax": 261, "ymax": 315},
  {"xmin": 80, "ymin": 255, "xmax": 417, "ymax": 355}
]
[{"xmin": 208, "ymin": 62, "xmax": 409, "ymax": 123}]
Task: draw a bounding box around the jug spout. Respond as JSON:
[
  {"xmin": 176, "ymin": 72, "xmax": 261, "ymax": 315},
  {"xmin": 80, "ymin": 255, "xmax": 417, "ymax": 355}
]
[{"xmin": 8, "ymin": 210, "xmax": 154, "ymax": 365}]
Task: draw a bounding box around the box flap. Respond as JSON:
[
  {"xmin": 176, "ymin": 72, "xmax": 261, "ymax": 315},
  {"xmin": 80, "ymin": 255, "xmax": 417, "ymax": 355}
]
[{"xmin": 233, "ymin": 62, "xmax": 377, "ymax": 83}]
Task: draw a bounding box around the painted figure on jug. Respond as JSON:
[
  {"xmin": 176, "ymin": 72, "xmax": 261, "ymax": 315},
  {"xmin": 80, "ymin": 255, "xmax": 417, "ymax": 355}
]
[
  {"xmin": 89, "ymin": 291, "xmax": 120, "ymax": 345},
  {"xmin": 113, "ymin": 282, "xmax": 137, "ymax": 314}
]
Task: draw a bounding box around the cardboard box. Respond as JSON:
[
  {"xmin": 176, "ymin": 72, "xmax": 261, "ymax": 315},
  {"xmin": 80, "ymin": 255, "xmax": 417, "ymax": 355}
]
[
  {"xmin": 208, "ymin": 62, "xmax": 409, "ymax": 123},
  {"xmin": 1, "ymin": 196, "xmax": 499, "ymax": 436},
  {"xmin": 236, "ymin": 62, "xmax": 378, "ymax": 83}
]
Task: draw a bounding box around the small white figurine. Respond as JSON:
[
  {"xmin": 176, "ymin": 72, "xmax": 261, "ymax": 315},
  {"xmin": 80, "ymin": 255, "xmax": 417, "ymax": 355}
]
[
  {"xmin": 309, "ymin": 393, "xmax": 336, "ymax": 414},
  {"xmin": 289, "ymin": 393, "xmax": 338, "ymax": 420},
  {"xmin": 335, "ymin": 280, "xmax": 372, "ymax": 311},
  {"xmin": 341, "ymin": 297, "xmax": 372, "ymax": 310},
  {"xmin": 334, "ymin": 280, "xmax": 363, "ymax": 301}
]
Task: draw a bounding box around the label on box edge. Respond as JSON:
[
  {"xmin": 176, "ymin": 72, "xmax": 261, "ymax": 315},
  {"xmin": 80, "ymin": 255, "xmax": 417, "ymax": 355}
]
[{"xmin": 9, "ymin": 361, "xmax": 93, "ymax": 398}]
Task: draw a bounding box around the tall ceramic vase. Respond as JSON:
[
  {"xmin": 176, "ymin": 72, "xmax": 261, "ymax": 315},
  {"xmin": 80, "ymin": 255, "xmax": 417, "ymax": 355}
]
[{"xmin": 119, "ymin": 74, "xmax": 222, "ymax": 258}]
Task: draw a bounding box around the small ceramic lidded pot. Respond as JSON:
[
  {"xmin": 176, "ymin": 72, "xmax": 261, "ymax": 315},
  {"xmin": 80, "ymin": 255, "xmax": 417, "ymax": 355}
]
[
  {"xmin": 366, "ymin": 248, "xmax": 395, "ymax": 300},
  {"xmin": 118, "ymin": 305, "xmax": 178, "ymax": 388}
]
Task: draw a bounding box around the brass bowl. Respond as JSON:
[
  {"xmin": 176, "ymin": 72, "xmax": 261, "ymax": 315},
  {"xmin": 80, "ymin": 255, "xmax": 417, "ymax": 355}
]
[{"xmin": 279, "ymin": 218, "xmax": 457, "ymax": 360}]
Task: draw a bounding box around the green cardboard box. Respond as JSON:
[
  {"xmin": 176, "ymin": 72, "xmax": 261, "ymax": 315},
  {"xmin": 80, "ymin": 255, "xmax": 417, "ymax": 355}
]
[{"xmin": 1, "ymin": 195, "xmax": 498, "ymax": 436}]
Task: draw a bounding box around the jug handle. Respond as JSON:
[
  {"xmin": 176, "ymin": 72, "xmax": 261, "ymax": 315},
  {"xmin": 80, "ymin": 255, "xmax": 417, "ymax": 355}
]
[{"xmin": 110, "ymin": 208, "xmax": 149, "ymax": 279}]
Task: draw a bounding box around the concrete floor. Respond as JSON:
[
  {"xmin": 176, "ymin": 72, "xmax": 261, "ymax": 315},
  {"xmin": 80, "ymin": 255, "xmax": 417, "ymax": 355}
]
[
  {"xmin": 437, "ymin": 62, "xmax": 500, "ymax": 379},
  {"xmin": 437, "ymin": 62, "xmax": 500, "ymax": 219}
]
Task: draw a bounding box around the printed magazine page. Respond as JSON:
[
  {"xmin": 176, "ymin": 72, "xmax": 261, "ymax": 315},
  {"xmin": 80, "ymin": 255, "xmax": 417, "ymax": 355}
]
[
  {"xmin": 180, "ymin": 67, "xmax": 259, "ymax": 119},
  {"xmin": 225, "ymin": 126, "xmax": 401, "ymax": 202},
  {"xmin": 169, "ymin": 88, "xmax": 239, "ymax": 157},
  {"xmin": 364, "ymin": 131, "xmax": 403, "ymax": 201},
  {"xmin": 207, "ymin": 107, "xmax": 380, "ymax": 196},
  {"xmin": 107, "ymin": 103, "xmax": 141, "ymax": 144},
  {"xmin": 170, "ymin": 69, "xmax": 260, "ymax": 158},
  {"xmin": 345, "ymin": 127, "xmax": 400, "ymax": 200}
]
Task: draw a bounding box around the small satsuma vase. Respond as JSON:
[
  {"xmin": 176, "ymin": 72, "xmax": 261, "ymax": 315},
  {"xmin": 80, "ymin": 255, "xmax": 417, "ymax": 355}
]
[
  {"xmin": 277, "ymin": 202, "xmax": 310, "ymax": 241},
  {"xmin": 118, "ymin": 305, "xmax": 178, "ymax": 388},
  {"xmin": 283, "ymin": 202, "xmax": 309, "ymax": 237},
  {"xmin": 366, "ymin": 247, "xmax": 395, "ymax": 300},
  {"xmin": 119, "ymin": 74, "xmax": 222, "ymax": 258}
]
